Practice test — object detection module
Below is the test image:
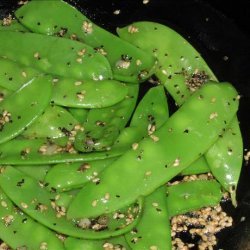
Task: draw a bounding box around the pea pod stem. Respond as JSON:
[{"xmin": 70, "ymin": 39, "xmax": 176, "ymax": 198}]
[{"xmin": 67, "ymin": 82, "xmax": 239, "ymax": 218}]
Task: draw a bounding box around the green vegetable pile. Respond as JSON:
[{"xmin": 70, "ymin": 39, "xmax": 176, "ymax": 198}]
[{"xmin": 0, "ymin": 0, "xmax": 243, "ymax": 249}]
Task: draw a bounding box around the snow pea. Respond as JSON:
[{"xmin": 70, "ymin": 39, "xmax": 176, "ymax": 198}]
[
  {"xmin": 0, "ymin": 58, "xmax": 40, "ymax": 91},
  {"xmin": 0, "ymin": 188, "xmax": 64, "ymax": 250},
  {"xmin": 51, "ymin": 78, "xmax": 128, "ymax": 108},
  {"xmin": 0, "ymin": 31, "xmax": 112, "ymax": 81},
  {"xmin": 205, "ymin": 116, "xmax": 243, "ymax": 205},
  {"xmin": 16, "ymin": 165, "xmax": 51, "ymax": 181},
  {"xmin": 166, "ymin": 180, "xmax": 222, "ymax": 217},
  {"xmin": 67, "ymin": 82, "xmax": 239, "ymax": 218},
  {"xmin": 118, "ymin": 21, "xmax": 243, "ymax": 204},
  {"xmin": 74, "ymin": 84, "xmax": 139, "ymax": 152},
  {"xmin": 117, "ymin": 21, "xmax": 217, "ymax": 102},
  {"xmin": 125, "ymin": 186, "xmax": 171, "ymax": 250},
  {"xmin": 0, "ymin": 138, "xmax": 122, "ymax": 165},
  {"xmin": 15, "ymin": 0, "xmax": 156, "ymax": 83},
  {"xmin": 64, "ymin": 236, "xmax": 130, "ymax": 250},
  {"xmin": 0, "ymin": 75, "xmax": 52, "ymax": 144},
  {"xmin": 23, "ymin": 104, "xmax": 79, "ymax": 139},
  {"xmin": 181, "ymin": 156, "xmax": 210, "ymax": 176},
  {"xmin": 0, "ymin": 166, "xmax": 143, "ymax": 239},
  {"xmin": 45, "ymin": 158, "xmax": 116, "ymax": 192},
  {"xmin": 68, "ymin": 107, "xmax": 89, "ymax": 124},
  {"xmin": 111, "ymin": 85, "xmax": 169, "ymax": 152},
  {"xmin": 0, "ymin": 19, "xmax": 28, "ymax": 32}
]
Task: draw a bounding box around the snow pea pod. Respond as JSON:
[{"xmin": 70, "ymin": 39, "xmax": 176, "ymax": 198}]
[
  {"xmin": 117, "ymin": 21, "xmax": 217, "ymax": 102},
  {"xmin": 0, "ymin": 31, "xmax": 112, "ymax": 81},
  {"xmin": 51, "ymin": 78, "xmax": 128, "ymax": 108},
  {"xmin": 181, "ymin": 156, "xmax": 210, "ymax": 176},
  {"xmin": 64, "ymin": 236, "xmax": 130, "ymax": 250},
  {"xmin": 0, "ymin": 138, "xmax": 122, "ymax": 165},
  {"xmin": 0, "ymin": 58, "xmax": 40, "ymax": 91},
  {"xmin": 0, "ymin": 75, "xmax": 52, "ymax": 144},
  {"xmin": 0, "ymin": 188, "xmax": 64, "ymax": 250},
  {"xmin": 166, "ymin": 180, "xmax": 222, "ymax": 217},
  {"xmin": 68, "ymin": 107, "xmax": 89, "ymax": 124},
  {"xmin": 23, "ymin": 104, "xmax": 79, "ymax": 139},
  {"xmin": 125, "ymin": 186, "xmax": 171, "ymax": 250},
  {"xmin": 45, "ymin": 158, "xmax": 116, "ymax": 192},
  {"xmin": 67, "ymin": 82, "xmax": 239, "ymax": 218},
  {"xmin": 205, "ymin": 116, "xmax": 243, "ymax": 205},
  {"xmin": 74, "ymin": 84, "xmax": 139, "ymax": 152},
  {"xmin": 15, "ymin": 0, "xmax": 156, "ymax": 83},
  {"xmin": 0, "ymin": 166, "xmax": 143, "ymax": 239},
  {"xmin": 0, "ymin": 19, "xmax": 28, "ymax": 32},
  {"xmin": 16, "ymin": 165, "xmax": 51, "ymax": 181}
]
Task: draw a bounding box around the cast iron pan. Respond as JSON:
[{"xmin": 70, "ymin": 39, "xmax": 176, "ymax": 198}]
[{"xmin": 1, "ymin": 0, "xmax": 250, "ymax": 249}]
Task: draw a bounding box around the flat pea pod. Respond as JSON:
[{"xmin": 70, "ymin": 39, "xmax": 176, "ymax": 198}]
[
  {"xmin": 51, "ymin": 78, "xmax": 128, "ymax": 108},
  {"xmin": 0, "ymin": 86, "xmax": 12, "ymax": 103},
  {"xmin": 15, "ymin": 0, "xmax": 156, "ymax": 83},
  {"xmin": 67, "ymin": 82, "xmax": 239, "ymax": 219},
  {"xmin": 125, "ymin": 186, "xmax": 171, "ymax": 250},
  {"xmin": 0, "ymin": 31, "xmax": 112, "ymax": 81},
  {"xmin": 0, "ymin": 58, "xmax": 40, "ymax": 91},
  {"xmin": 64, "ymin": 236, "xmax": 130, "ymax": 250},
  {"xmin": 0, "ymin": 75, "xmax": 52, "ymax": 144},
  {"xmin": 0, "ymin": 166, "xmax": 143, "ymax": 239},
  {"xmin": 166, "ymin": 180, "xmax": 222, "ymax": 217},
  {"xmin": 205, "ymin": 116, "xmax": 243, "ymax": 205},
  {"xmin": 111, "ymin": 85, "xmax": 169, "ymax": 151},
  {"xmin": 0, "ymin": 188, "xmax": 64, "ymax": 250},
  {"xmin": 0, "ymin": 19, "xmax": 28, "ymax": 32},
  {"xmin": 181, "ymin": 156, "xmax": 210, "ymax": 176},
  {"xmin": 117, "ymin": 21, "xmax": 217, "ymax": 102},
  {"xmin": 0, "ymin": 138, "xmax": 122, "ymax": 165},
  {"xmin": 74, "ymin": 84, "xmax": 139, "ymax": 152},
  {"xmin": 16, "ymin": 165, "xmax": 51, "ymax": 181},
  {"xmin": 68, "ymin": 107, "xmax": 89, "ymax": 124},
  {"xmin": 45, "ymin": 158, "xmax": 116, "ymax": 192},
  {"xmin": 22, "ymin": 104, "xmax": 79, "ymax": 139}
]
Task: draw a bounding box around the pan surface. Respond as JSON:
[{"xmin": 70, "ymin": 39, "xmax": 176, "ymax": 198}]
[{"xmin": 0, "ymin": 0, "xmax": 250, "ymax": 249}]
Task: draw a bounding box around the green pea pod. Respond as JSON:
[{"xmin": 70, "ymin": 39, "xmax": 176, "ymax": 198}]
[
  {"xmin": 0, "ymin": 86, "xmax": 12, "ymax": 103},
  {"xmin": 0, "ymin": 75, "xmax": 52, "ymax": 144},
  {"xmin": 67, "ymin": 82, "xmax": 238, "ymax": 219},
  {"xmin": 0, "ymin": 166, "xmax": 143, "ymax": 239},
  {"xmin": 0, "ymin": 19, "xmax": 28, "ymax": 32},
  {"xmin": 0, "ymin": 31, "xmax": 112, "ymax": 80},
  {"xmin": 74, "ymin": 84, "xmax": 139, "ymax": 152},
  {"xmin": 111, "ymin": 85, "xmax": 169, "ymax": 151},
  {"xmin": 181, "ymin": 156, "xmax": 210, "ymax": 176},
  {"xmin": 64, "ymin": 236, "xmax": 131, "ymax": 250},
  {"xmin": 16, "ymin": 165, "xmax": 51, "ymax": 181},
  {"xmin": 0, "ymin": 138, "xmax": 122, "ymax": 165},
  {"xmin": 118, "ymin": 21, "xmax": 243, "ymax": 205},
  {"xmin": 0, "ymin": 188, "xmax": 64, "ymax": 250},
  {"xmin": 205, "ymin": 116, "xmax": 243, "ymax": 205},
  {"xmin": 117, "ymin": 21, "xmax": 217, "ymax": 101},
  {"xmin": 45, "ymin": 158, "xmax": 116, "ymax": 192},
  {"xmin": 125, "ymin": 186, "xmax": 171, "ymax": 250},
  {"xmin": 15, "ymin": 0, "xmax": 156, "ymax": 83},
  {"xmin": 68, "ymin": 108, "xmax": 89, "ymax": 124},
  {"xmin": 23, "ymin": 104, "xmax": 79, "ymax": 139},
  {"xmin": 0, "ymin": 58, "xmax": 40, "ymax": 91},
  {"xmin": 52, "ymin": 78, "xmax": 128, "ymax": 108},
  {"xmin": 166, "ymin": 180, "xmax": 222, "ymax": 217}
]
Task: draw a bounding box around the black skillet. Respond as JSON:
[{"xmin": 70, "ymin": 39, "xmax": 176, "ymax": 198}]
[{"xmin": 0, "ymin": 0, "xmax": 250, "ymax": 249}]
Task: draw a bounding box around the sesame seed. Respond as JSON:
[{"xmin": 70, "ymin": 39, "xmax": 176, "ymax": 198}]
[
  {"xmin": 21, "ymin": 202, "xmax": 28, "ymax": 209},
  {"xmin": 209, "ymin": 112, "xmax": 218, "ymax": 120},
  {"xmin": 74, "ymin": 81, "xmax": 82, "ymax": 86},
  {"xmin": 128, "ymin": 25, "xmax": 139, "ymax": 33},
  {"xmin": 92, "ymin": 200, "xmax": 98, "ymax": 207},
  {"xmin": 150, "ymin": 246, "xmax": 158, "ymax": 250},
  {"xmin": 173, "ymin": 158, "xmax": 180, "ymax": 167},
  {"xmin": 22, "ymin": 71, "xmax": 27, "ymax": 78},
  {"xmin": 150, "ymin": 134, "xmax": 159, "ymax": 142},
  {"xmin": 1, "ymin": 201, "xmax": 7, "ymax": 208},
  {"xmin": 132, "ymin": 143, "xmax": 139, "ymax": 150},
  {"xmin": 113, "ymin": 9, "xmax": 121, "ymax": 15},
  {"xmin": 143, "ymin": 0, "xmax": 150, "ymax": 4},
  {"xmin": 76, "ymin": 57, "xmax": 83, "ymax": 63}
]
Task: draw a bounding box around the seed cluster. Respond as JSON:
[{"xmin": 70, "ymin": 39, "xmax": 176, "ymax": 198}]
[{"xmin": 0, "ymin": 110, "xmax": 12, "ymax": 131}]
